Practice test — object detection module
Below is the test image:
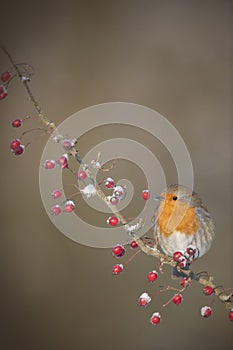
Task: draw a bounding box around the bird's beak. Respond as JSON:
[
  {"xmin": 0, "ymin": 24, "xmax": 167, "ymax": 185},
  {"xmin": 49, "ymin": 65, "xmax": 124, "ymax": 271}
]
[{"xmin": 154, "ymin": 196, "xmax": 164, "ymax": 202}]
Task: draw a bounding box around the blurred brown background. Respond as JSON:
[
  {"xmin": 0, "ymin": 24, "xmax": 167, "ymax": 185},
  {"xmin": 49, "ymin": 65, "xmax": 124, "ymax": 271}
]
[{"xmin": 0, "ymin": 1, "xmax": 233, "ymax": 349}]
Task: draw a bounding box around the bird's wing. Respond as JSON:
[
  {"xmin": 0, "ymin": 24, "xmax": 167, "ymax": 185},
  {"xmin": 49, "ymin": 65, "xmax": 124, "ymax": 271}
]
[{"xmin": 195, "ymin": 206, "xmax": 215, "ymax": 245}]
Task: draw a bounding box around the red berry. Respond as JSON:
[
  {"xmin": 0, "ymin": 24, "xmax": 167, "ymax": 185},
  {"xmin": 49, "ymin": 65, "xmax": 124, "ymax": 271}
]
[
  {"xmin": 180, "ymin": 277, "xmax": 190, "ymax": 288},
  {"xmin": 104, "ymin": 177, "xmax": 115, "ymax": 189},
  {"xmin": 44, "ymin": 160, "xmax": 56, "ymax": 169},
  {"xmin": 0, "ymin": 91, "xmax": 8, "ymax": 99},
  {"xmin": 107, "ymin": 216, "xmax": 119, "ymax": 226},
  {"xmin": 14, "ymin": 145, "xmax": 25, "ymax": 155},
  {"xmin": 0, "ymin": 85, "xmax": 7, "ymax": 99},
  {"xmin": 112, "ymin": 264, "xmax": 123, "ymax": 275},
  {"xmin": 142, "ymin": 189, "xmax": 150, "ymax": 200},
  {"xmin": 201, "ymin": 306, "xmax": 212, "ymax": 318},
  {"xmin": 186, "ymin": 246, "xmax": 196, "ymax": 256},
  {"xmin": 138, "ymin": 292, "xmax": 151, "ymax": 307},
  {"xmin": 1, "ymin": 71, "xmax": 11, "ymax": 82},
  {"xmin": 112, "ymin": 244, "xmax": 125, "ymax": 257},
  {"xmin": 77, "ymin": 170, "xmax": 87, "ymax": 180},
  {"xmin": 109, "ymin": 196, "xmax": 119, "ymax": 205},
  {"xmin": 113, "ymin": 185, "xmax": 126, "ymax": 200},
  {"xmin": 12, "ymin": 119, "xmax": 22, "ymax": 128},
  {"xmin": 62, "ymin": 139, "xmax": 74, "ymax": 150},
  {"xmin": 51, "ymin": 205, "xmax": 61, "ymax": 216},
  {"xmin": 185, "ymin": 245, "xmax": 199, "ymax": 260},
  {"xmin": 177, "ymin": 256, "xmax": 187, "ymax": 268},
  {"xmin": 51, "ymin": 190, "xmax": 62, "ymax": 199},
  {"xmin": 150, "ymin": 312, "xmax": 161, "ymax": 325},
  {"xmin": 58, "ymin": 155, "xmax": 68, "ymax": 168},
  {"xmin": 173, "ymin": 251, "xmax": 184, "ymax": 261},
  {"xmin": 10, "ymin": 139, "xmax": 21, "ymax": 150},
  {"xmin": 172, "ymin": 294, "xmax": 183, "ymax": 305},
  {"xmin": 147, "ymin": 270, "xmax": 158, "ymax": 282},
  {"xmin": 203, "ymin": 286, "xmax": 214, "ymax": 296},
  {"xmin": 130, "ymin": 240, "xmax": 138, "ymax": 249},
  {"xmin": 228, "ymin": 309, "xmax": 233, "ymax": 321},
  {"xmin": 64, "ymin": 200, "xmax": 75, "ymax": 213}
]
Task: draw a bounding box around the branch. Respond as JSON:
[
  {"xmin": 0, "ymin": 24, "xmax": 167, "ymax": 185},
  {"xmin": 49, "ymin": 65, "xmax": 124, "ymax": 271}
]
[{"xmin": 2, "ymin": 47, "xmax": 232, "ymax": 314}]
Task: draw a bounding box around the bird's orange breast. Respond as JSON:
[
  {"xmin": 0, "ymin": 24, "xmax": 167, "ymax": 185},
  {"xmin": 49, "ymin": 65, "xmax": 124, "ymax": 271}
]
[{"xmin": 157, "ymin": 198, "xmax": 200, "ymax": 237}]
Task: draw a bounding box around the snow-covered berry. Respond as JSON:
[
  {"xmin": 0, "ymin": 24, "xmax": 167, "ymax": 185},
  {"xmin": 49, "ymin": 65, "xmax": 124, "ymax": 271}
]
[
  {"xmin": 113, "ymin": 185, "xmax": 126, "ymax": 200},
  {"xmin": 0, "ymin": 85, "xmax": 7, "ymax": 99},
  {"xmin": 173, "ymin": 251, "xmax": 184, "ymax": 262},
  {"xmin": 177, "ymin": 256, "xmax": 187, "ymax": 268},
  {"xmin": 201, "ymin": 306, "xmax": 212, "ymax": 318},
  {"xmin": 138, "ymin": 292, "xmax": 151, "ymax": 307},
  {"xmin": 109, "ymin": 195, "xmax": 119, "ymax": 205},
  {"xmin": 104, "ymin": 177, "xmax": 115, "ymax": 189},
  {"xmin": 13, "ymin": 145, "xmax": 25, "ymax": 155},
  {"xmin": 150, "ymin": 312, "xmax": 161, "ymax": 325},
  {"xmin": 185, "ymin": 245, "xmax": 199, "ymax": 260},
  {"xmin": 64, "ymin": 200, "xmax": 75, "ymax": 213}
]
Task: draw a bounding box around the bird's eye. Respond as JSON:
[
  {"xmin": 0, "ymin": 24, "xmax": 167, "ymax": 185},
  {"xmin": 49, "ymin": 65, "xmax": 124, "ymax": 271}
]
[{"xmin": 172, "ymin": 196, "xmax": 178, "ymax": 201}]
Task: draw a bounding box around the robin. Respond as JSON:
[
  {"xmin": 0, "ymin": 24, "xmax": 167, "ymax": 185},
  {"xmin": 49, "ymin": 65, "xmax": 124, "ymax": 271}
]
[{"xmin": 154, "ymin": 185, "xmax": 215, "ymax": 276}]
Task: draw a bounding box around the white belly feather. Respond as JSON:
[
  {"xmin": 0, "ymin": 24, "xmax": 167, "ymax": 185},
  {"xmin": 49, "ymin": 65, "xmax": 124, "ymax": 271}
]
[{"xmin": 157, "ymin": 230, "xmax": 208, "ymax": 257}]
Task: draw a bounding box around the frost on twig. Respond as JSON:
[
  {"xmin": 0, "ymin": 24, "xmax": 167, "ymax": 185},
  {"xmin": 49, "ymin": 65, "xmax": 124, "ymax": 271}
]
[
  {"xmin": 124, "ymin": 218, "xmax": 144, "ymax": 235},
  {"xmin": 80, "ymin": 184, "xmax": 97, "ymax": 198}
]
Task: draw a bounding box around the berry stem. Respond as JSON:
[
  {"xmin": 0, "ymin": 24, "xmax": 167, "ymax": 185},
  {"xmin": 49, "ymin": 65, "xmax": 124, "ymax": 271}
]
[
  {"xmin": 19, "ymin": 127, "xmax": 48, "ymax": 139},
  {"xmin": 161, "ymin": 296, "xmax": 174, "ymax": 309},
  {"xmin": 124, "ymin": 250, "xmax": 141, "ymax": 266},
  {"xmin": 159, "ymin": 285, "xmax": 186, "ymax": 293}
]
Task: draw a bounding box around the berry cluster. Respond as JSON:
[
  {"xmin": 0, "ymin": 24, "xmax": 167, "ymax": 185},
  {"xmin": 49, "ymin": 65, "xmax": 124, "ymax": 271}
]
[
  {"xmin": 51, "ymin": 200, "xmax": 75, "ymax": 215},
  {"xmin": 9, "ymin": 115, "xmax": 43, "ymax": 156},
  {"xmin": 105, "ymin": 178, "xmax": 127, "ymax": 205},
  {"xmin": 42, "ymin": 138, "xmax": 82, "ymax": 216},
  {"xmin": 0, "ymin": 70, "xmax": 10, "ymax": 100},
  {"xmin": 1, "ymin": 58, "xmax": 35, "ymax": 101},
  {"xmin": 138, "ymin": 269, "xmax": 187, "ymax": 325},
  {"xmin": 111, "ymin": 240, "xmax": 139, "ymax": 275},
  {"xmin": 10, "ymin": 138, "xmax": 25, "ymax": 155},
  {"xmin": 173, "ymin": 245, "xmax": 199, "ymax": 268},
  {"xmin": 103, "ymin": 178, "xmax": 129, "ymax": 226},
  {"xmin": 111, "ymin": 240, "xmax": 232, "ymax": 324}
]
